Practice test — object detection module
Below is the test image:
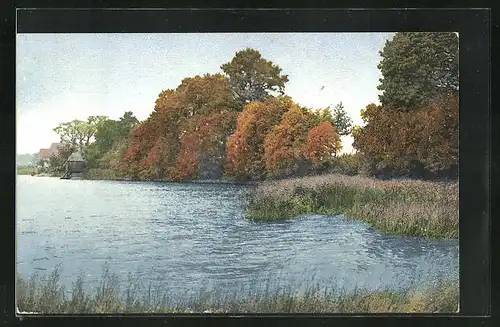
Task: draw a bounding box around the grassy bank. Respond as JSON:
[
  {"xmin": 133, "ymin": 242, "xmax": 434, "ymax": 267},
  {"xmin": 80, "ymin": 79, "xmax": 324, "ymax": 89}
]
[
  {"xmin": 16, "ymin": 267, "xmax": 458, "ymax": 314},
  {"xmin": 83, "ymin": 168, "xmax": 119, "ymax": 180},
  {"xmin": 16, "ymin": 167, "xmax": 36, "ymax": 175},
  {"xmin": 246, "ymin": 174, "xmax": 458, "ymax": 239}
]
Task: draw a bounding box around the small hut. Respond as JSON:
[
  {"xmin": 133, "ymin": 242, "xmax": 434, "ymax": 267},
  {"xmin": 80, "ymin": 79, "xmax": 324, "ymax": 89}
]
[{"xmin": 61, "ymin": 151, "xmax": 85, "ymax": 179}]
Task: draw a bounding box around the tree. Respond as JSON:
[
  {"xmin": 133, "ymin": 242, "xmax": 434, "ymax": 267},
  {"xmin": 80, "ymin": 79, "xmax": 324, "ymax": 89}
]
[
  {"xmin": 119, "ymin": 74, "xmax": 239, "ymax": 180},
  {"xmin": 47, "ymin": 143, "xmax": 77, "ymax": 175},
  {"xmin": 85, "ymin": 112, "xmax": 139, "ymax": 169},
  {"xmin": 93, "ymin": 112, "xmax": 138, "ymax": 153},
  {"xmin": 224, "ymin": 96, "xmax": 292, "ymax": 180},
  {"xmin": 309, "ymin": 102, "xmax": 352, "ymax": 136},
  {"xmin": 221, "ymin": 48, "xmax": 289, "ymax": 106},
  {"xmin": 413, "ymin": 92, "xmax": 458, "ymax": 176},
  {"xmin": 263, "ymin": 104, "xmax": 316, "ymax": 178},
  {"xmin": 303, "ymin": 122, "xmax": 342, "ymax": 170},
  {"xmin": 53, "ymin": 116, "xmax": 108, "ymax": 151},
  {"xmin": 330, "ymin": 102, "xmax": 353, "ymax": 136},
  {"xmin": 377, "ymin": 32, "xmax": 458, "ymax": 111},
  {"xmin": 352, "ymin": 92, "xmax": 458, "ymax": 179}
]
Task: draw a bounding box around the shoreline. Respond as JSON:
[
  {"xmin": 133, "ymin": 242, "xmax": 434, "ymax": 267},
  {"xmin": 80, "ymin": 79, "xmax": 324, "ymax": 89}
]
[{"xmin": 245, "ymin": 173, "xmax": 458, "ymax": 240}]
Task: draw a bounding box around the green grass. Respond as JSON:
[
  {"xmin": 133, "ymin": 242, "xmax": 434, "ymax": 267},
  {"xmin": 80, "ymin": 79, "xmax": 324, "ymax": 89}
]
[
  {"xmin": 16, "ymin": 267, "xmax": 459, "ymax": 314},
  {"xmin": 245, "ymin": 173, "xmax": 458, "ymax": 239},
  {"xmin": 16, "ymin": 166, "xmax": 36, "ymax": 175}
]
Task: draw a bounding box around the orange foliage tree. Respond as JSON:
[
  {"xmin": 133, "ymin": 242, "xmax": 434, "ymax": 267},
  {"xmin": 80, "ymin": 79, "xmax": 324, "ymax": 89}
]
[
  {"xmin": 413, "ymin": 92, "xmax": 458, "ymax": 174},
  {"xmin": 263, "ymin": 104, "xmax": 317, "ymax": 178},
  {"xmin": 120, "ymin": 74, "xmax": 239, "ymax": 180},
  {"xmin": 170, "ymin": 112, "xmax": 239, "ymax": 180},
  {"xmin": 303, "ymin": 121, "xmax": 342, "ymax": 171},
  {"xmin": 352, "ymin": 92, "xmax": 458, "ymax": 178},
  {"xmin": 224, "ymin": 96, "xmax": 293, "ymax": 180}
]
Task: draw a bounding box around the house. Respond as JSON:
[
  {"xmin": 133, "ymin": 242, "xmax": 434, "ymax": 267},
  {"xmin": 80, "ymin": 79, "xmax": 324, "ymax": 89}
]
[
  {"xmin": 38, "ymin": 142, "xmax": 61, "ymax": 159},
  {"xmin": 37, "ymin": 142, "xmax": 61, "ymax": 167}
]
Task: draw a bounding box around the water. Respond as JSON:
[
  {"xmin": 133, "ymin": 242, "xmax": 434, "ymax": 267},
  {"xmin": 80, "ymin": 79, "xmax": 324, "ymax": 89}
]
[{"xmin": 16, "ymin": 175, "xmax": 459, "ymax": 299}]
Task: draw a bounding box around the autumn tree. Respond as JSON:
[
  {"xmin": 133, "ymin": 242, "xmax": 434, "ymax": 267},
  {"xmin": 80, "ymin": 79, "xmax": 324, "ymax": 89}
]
[
  {"xmin": 263, "ymin": 104, "xmax": 316, "ymax": 178},
  {"xmin": 225, "ymin": 96, "xmax": 292, "ymax": 180},
  {"xmin": 120, "ymin": 74, "xmax": 239, "ymax": 180},
  {"xmin": 167, "ymin": 74, "xmax": 239, "ymax": 180},
  {"xmin": 413, "ymin": 92, "xmax": 458, "ymax": 176},
  {"xmin": 309, "ymin": 102, "xmax": 352, "ymax": 136},
  {"xmin": 352, "ymin": 92, "xmax": 458, "ymax": 179},
  {"xmin": 121, "ymin": 119, "xmax": 159, "ymax": 179},
  {"xmin": 195, "ymin": 112, "xmax": 239, "ymax": 179},
  {"xmin": 377, "ymin": 32, "xmax": 459, "ymax": 111},
  {"xmin": 303, "ymin": 122, "xmax": 342, "ymax": 171},
  {"xmin": 352, "ymin": 103, "xmax": 407, "ymax": 176},
  {"xmin": 221, "ymin": 48, "xmax": 289, "ymax": 106}
]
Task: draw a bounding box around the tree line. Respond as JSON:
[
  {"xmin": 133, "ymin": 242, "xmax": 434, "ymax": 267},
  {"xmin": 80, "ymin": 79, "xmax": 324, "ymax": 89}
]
[{"xmin": 46, "ymin": 32, "xmax": 458, "ymax": 181}]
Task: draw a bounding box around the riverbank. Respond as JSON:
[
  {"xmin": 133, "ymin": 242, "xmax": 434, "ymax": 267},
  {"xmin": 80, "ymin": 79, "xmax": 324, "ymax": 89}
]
[
  {"xmin": 16, "ymin": 167, "xmax": 36, "ymax": 175},
  {"xmin": 81, "ymin": 168, "xmax": 256, "ymax": 185},
  {"xmin": 16, "ymin": 267, "xmax": 458, "ymax": 314},
  {"xmin": 245, "ymin": 173, "xmax": 458, "ymax": 239}
]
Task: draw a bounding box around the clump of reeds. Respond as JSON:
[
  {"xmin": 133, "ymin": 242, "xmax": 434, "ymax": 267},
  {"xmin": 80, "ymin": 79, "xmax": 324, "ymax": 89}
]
[
  {"xmin": 16, "ymin": 266, "xmax": 459, "ymax": 314},
  {"xmin": 246, "ymin": 173, "xmax": 458, "ymax": 239}
]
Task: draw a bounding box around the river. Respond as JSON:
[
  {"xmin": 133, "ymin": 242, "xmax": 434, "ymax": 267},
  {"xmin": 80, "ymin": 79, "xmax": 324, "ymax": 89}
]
[{"xmin": 16, "ymin": 175, "xmax": 459, "ymax": 300}]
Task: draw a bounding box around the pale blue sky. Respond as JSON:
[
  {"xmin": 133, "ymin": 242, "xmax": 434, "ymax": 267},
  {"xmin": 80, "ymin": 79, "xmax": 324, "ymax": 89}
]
[{"xmin": 16, "ymin": 32, "xmax": 394, "ymax": 154}]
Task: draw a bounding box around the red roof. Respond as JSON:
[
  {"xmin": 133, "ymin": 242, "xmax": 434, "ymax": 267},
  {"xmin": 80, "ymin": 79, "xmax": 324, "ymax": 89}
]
[
  {"xmin": 49, "ymin": 142, "xmax": 60, "ymax": 152},
  {"xmin": 38, "ymin": 143, "xmax": 61, "ymax": 159}
]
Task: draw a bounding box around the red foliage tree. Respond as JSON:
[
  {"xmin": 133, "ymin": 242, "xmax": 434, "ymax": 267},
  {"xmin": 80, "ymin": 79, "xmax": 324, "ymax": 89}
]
[
  {"xmin": 352, "ymin": 92, "xmax": 458, "ymax": 178},
  {"xmin": 119, "ymin": 74, "xmax": 239, "ymax": 180},
  {"xmin": 263, "ymin": 104, "xmax": 316, "ymax": 178},
  {"xmin": 225, "ymin": 96, "xmax": 292, "ymax": 180},
  {"xmin": 303, "ymin": 121, "xmax": 341, "ymax": 169}
]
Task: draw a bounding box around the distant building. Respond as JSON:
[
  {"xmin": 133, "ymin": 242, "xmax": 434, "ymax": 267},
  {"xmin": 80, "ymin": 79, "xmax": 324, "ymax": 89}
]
[
  {"xmin": 38, "ymin": 142, "xmax": 61, "ymax": 159},
  {"xmin": 37, "ymin": 142, "xmax": 61, "ymax": 167}
]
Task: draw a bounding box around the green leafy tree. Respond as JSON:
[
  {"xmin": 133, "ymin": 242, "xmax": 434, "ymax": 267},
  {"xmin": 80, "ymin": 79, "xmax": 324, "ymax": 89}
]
[
  {"xmin": 93, "ymin": 112, "xmax": 138, "ymax": 154},
  {"xmin": 330, "ymin": 102, "xmax": 352, "ymax": 136},
  {"xmin": 86, "ymin": 112, "xmax": 139, "ymax": 169},
  {"xmin": 377, "ymin": 32, "xmax": 458, "ymax": 111},
  {"xmin": 53, "ymin": 116, "xmax": 108, "ymax": 151},
  {"xmin": 221, "ymin": 48, "xmax": 289, "ymax": 106},
  {"xmin": 47, "ymin": 143, "xmax": 77, "ymax": 175},
  {"xmin": 309, "ymin": 102, "xmax": 352, "ymax": 136}
]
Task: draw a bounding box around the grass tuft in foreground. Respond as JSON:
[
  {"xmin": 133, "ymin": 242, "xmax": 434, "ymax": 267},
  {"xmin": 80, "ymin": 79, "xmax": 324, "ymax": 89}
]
[
  {"xmin": 16, "ymin": 267, "xmax": 459, "ymax": 314},
  {"xmin": 245, "ymin": 173, "xmax": 458, "ymax": 239}
]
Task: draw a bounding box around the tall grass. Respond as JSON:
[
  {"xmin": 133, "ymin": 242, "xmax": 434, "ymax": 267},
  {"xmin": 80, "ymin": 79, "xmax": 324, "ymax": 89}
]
[
  {"xmin": 16, "ymin": 267, "xmax": 459, "ymax": 314},
  {"xmin": 246, "ymin": 173, "xmax": 458, "ymax": 239}
]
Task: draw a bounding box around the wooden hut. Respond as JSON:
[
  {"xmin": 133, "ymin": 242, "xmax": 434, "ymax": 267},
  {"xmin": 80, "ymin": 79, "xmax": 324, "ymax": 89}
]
[{"xmin": 61, "ymin": 151, "xmax": 85, "ymax": 179}]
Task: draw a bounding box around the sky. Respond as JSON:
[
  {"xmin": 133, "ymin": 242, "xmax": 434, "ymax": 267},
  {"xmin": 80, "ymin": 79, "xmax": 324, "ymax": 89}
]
[{"xmin": 16, "ymin": 32, "xmax": 394, "ymax": 155}]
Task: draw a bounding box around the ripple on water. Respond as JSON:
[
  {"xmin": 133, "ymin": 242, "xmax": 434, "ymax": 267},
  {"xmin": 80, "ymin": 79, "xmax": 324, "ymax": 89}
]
[{"xmin": 16, "ymin": 175, "xmax": 459, "ymax": 300}]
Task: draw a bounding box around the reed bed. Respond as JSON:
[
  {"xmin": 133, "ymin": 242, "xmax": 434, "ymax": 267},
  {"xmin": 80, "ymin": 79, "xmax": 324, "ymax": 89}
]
[
  {"xmin": 246, "ymin": 173, "xmax": 458, "ymax": 239},
  {"xmin": 16, "ymin": 267, "xmax": 459, "ymax": 314}
]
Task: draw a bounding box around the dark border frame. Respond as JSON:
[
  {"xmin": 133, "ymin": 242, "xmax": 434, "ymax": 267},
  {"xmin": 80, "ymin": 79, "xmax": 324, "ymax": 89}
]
[{"xmin": 1, "ymin": 6, "xmax": 492, "ymax": 327}]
